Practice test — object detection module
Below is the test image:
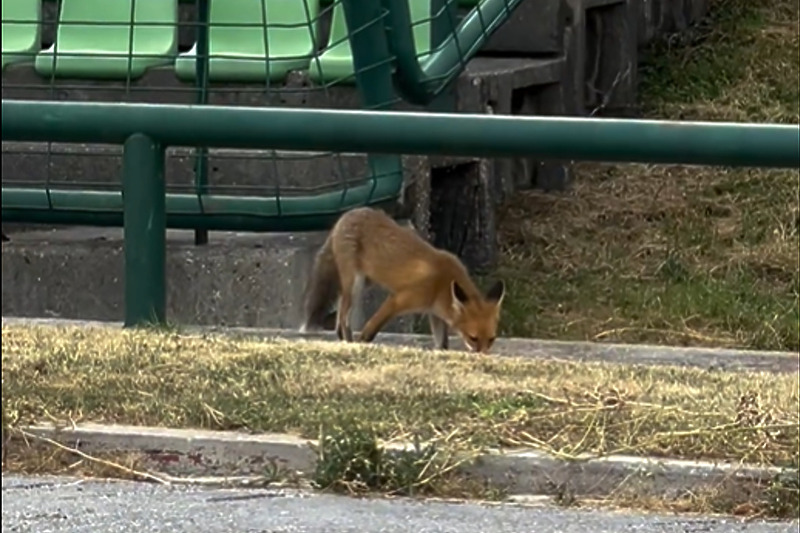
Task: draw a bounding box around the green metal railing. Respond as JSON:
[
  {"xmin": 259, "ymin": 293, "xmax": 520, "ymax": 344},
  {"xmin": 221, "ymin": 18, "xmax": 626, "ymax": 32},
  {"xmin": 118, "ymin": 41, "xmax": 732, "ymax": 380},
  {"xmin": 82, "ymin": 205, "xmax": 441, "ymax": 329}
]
[
  {"xmin": 3, "ymin": 0, "xmax": 520, "ymax": 243},
  {"xmin": 382, "ymin": 0, "xmax": 523, "ymax": 104},
  {"xmin": 192, "ymin": 0, "xmax": 210, "ymax": 246},
  {"xmin": 3, "ymin": 99, "xmax": 799, "ymax": 325},
  {"xmin": 2, "ymin": 0, "xmax": 799, "ymax": 327},
  {"xmin": 4, "ymin": 102, "xmax": 798, "ymax": 168},
  {"xmin": 3, "ymin": 0, "xmax": 526, "ymax": 326}
]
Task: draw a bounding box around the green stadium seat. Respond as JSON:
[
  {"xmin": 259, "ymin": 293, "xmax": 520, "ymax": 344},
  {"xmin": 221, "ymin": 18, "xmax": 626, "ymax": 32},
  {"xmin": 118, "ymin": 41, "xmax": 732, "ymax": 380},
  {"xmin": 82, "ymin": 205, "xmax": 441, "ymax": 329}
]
[
  {"xmin": 174, "ymin": 0, "xmax": 321, "ymax": 83},
  {"xmin": 308, "ymin": 0, "xmax": 432, "ymax": 85},
  {"xmin": 34, "ymin": 0, "xmax": 178, "ymax": 80},
  {"xmin": 2, "ymin": 0, "xmax": 41, "ymax": 70}
]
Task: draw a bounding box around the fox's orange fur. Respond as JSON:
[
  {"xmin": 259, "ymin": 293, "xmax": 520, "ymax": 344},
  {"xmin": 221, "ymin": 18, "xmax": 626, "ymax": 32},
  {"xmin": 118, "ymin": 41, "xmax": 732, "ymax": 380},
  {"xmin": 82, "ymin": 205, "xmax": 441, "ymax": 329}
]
[{"xmin": 300, "ymin": 207, "xmax": 505, "ymax": 353}]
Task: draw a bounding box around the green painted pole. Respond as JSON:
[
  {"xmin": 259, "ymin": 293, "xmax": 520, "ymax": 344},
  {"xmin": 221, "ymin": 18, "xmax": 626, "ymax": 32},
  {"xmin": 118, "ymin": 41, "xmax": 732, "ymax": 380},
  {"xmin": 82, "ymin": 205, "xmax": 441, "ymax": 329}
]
[
  {"xmin": 122, "ymin": 133, "xmax": 166, "ymax": 327},
  {"xmin": 3, "ymin": 100, "xmax": 797, "ymax": 169},
  {"xmin": 193, "ymin": 0, "xmax": 210, "ymax": 246},
  {"xmin": 382, "ymin": 0, "xmax": 524, "ymax": 104},
  {"xmin": 424, "ymin": 0, "xmax": 458, "ymax": 114},
  {"xmin": 340, "ymin": 0, "xmax": 404, "ymax": 207}
]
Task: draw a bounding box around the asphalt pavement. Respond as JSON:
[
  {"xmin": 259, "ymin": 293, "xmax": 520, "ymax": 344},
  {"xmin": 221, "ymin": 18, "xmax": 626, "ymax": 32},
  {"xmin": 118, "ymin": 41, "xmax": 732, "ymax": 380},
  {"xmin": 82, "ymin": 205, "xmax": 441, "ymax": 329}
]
[{"xmin": 2, "ymin": 475, "xmax": 798, "ymax": 533}]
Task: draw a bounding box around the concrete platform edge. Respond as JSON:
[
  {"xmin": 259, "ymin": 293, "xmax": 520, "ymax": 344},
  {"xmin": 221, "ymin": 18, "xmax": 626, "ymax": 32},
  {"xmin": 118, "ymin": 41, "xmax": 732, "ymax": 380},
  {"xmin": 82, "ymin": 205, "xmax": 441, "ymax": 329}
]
[{"xmin": 18, "ymin": 421, "xmax": 791, "ymax": 500}]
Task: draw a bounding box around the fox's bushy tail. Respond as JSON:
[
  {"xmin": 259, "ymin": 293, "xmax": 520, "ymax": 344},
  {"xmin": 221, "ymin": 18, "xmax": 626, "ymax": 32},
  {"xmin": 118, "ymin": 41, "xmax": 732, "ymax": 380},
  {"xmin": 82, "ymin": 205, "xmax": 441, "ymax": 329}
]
[{"xmin": 300, "ymin": 235, "xmax": 340, "ymax": 332}]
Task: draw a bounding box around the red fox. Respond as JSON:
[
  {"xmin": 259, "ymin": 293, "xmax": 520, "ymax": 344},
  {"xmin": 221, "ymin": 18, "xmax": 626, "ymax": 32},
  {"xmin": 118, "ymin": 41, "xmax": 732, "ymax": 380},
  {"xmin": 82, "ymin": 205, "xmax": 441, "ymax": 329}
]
[{"xmin": 299, "ymin": 207, "xmax": 506, "ymax": 353}]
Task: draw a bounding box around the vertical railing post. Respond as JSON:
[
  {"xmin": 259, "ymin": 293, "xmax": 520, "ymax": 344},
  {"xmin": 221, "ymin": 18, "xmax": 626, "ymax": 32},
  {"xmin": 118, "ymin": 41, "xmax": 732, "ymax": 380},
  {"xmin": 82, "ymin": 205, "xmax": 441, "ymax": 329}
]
[
  {"xmin": 193, "ymin": 0, "xmax": 210, "ymax": 246},
  {"xmin": 340, "ymin": 0, "xmax": 396, "ymax": 108},
  {"xmin": 339, "ymin": 0, "xmax": 403, "ymax": 192},
  {"xmin": 426, "ymin": 0, "xmax": 458, "ymax": 113},
  {"xmin": 122, "ymin": 133, "xmax": 167, "ymax": 327}
]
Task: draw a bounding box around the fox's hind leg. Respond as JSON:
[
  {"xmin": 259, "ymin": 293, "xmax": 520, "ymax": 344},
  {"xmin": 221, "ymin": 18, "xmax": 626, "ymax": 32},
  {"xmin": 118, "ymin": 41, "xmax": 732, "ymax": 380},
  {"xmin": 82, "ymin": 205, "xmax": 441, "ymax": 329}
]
[
  {"xmin": 331, "ymin": 232, "xmax": 364, "ymax": 343},
  {"xmin": 335, "ymin": 291, "xmax": 353, "ymax": 343},
  {"xmin": 429, "ymin": 314, "xmax": 449, "ymax": 350},
  {"xmin": 335, "ymin": 271, "xmax": 364, "ymax": 343},
  {"xmin": 334, "ymin": 296, "xmax": 349, "ymax": 341}
]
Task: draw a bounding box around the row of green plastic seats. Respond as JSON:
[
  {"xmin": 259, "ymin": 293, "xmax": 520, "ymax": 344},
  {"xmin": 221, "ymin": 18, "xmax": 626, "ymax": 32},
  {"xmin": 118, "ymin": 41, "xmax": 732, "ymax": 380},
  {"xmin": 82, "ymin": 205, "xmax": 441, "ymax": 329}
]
[{"xmin": 1, "ymin": 0, "xmax": 473, "ymax": 83}]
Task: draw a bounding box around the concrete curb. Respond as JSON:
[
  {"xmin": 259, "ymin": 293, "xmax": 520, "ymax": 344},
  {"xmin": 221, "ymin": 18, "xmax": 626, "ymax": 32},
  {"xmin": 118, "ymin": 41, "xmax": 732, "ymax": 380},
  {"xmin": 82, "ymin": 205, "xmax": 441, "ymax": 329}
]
[
  {"xmin": 20, "ymin": 422, "xmax": 791, "ymax": 500},
  {"xmin": 3, "ymin": 316, "xmax": 798, "ymax": 374}
]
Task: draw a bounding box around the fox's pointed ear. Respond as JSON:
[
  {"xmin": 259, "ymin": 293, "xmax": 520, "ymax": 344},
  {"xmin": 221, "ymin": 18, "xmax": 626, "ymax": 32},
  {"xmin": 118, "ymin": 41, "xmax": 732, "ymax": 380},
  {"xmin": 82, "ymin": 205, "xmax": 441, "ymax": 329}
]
[
  {"xmin": 486, "ymin": 280, "xmax": 505, "ymax": 306},
  {"xmin": 451, "ymin": 280, "xmax": 469, "ymax": 306}
]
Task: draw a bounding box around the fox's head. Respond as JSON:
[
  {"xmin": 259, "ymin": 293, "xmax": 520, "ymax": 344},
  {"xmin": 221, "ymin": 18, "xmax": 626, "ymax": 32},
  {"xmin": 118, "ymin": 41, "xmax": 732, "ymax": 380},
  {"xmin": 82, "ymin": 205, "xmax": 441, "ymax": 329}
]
[{"xmin": 450, "ymin": 280, "xmax": 505, "ymax": 353}]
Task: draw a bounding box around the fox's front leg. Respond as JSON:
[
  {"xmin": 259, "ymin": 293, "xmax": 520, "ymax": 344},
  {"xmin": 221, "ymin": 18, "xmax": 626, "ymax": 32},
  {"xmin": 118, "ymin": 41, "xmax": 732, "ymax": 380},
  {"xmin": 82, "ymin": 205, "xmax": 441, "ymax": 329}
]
[
  {"xmin": 358, "ymin": 295, "xmax": 397, "ymax": 343},
  {"xmin": 359, "ymin": 293, "xmax": 422, "ymax": 343},
  {"xmin": 428, "ymin": 314, "xmax": 449, "ymax": 350}
]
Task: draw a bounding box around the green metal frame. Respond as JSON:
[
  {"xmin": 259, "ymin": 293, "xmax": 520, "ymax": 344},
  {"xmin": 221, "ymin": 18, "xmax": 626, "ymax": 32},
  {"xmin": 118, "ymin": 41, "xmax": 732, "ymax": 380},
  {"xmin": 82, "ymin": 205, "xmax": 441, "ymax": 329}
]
[
  {"xmin": 2, "ymin": 102, "xmax": 798, "ymax": 326},
  {"xmin": 183, "ymin": 0, "xmax": 405, "ymax": 246},
  {"xmin": 1, "ymin": 0, "xmax": 408, "ymax": 326},
  {"xmin": 123, "ymin": 134, "xmax": 167, "ymax": 326},
  {"xmin": 1, "ymin": 187, "xmax": 401, "ymax": 229},
  {"xmin": 0, "ymin": 0, "xmax": 495, "ymax": 327},
  {"xmin": 4, "ymin": 0, "xmax": 799, "ymax": 327},
  {"xmin": 192, "ymin": 0, "xmax": 210, "ymax": 246},
  {"xmin": 382, "ymin": 0, "xmax": 525, "ymax": 104},
  {"xmin": 339, "ymin": 0, "xmax": 405, "ymax": 223},
  {"xmin": 4, "ymin": 100, "xmax": 798, "ymax": 167}
]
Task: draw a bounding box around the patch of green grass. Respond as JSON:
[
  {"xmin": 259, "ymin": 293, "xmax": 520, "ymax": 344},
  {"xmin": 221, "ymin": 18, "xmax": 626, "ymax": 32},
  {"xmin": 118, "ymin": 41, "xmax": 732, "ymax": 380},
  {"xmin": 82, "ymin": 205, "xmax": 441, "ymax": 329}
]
[
  {"xmin": 499, "ymin": 265, "xmax": 798, "ymax": 349},
  {"xmin": 764, "ymin": 466, "xmax": 800, "ymax": 518},
  {"xmin": 497, "ymin": 0, "xmax": 799, "ymax": 351},
  {"xmin": 639, "ymin": 0, "xmax": 799, "ymax": 122}
]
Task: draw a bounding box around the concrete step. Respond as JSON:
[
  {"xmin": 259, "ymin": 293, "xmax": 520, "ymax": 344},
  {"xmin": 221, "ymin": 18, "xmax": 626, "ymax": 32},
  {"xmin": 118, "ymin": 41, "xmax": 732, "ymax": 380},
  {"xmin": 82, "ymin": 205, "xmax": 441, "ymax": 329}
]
[{"xmin": 0, "ymin": 226, "xmax": 416, "ymax": 333}]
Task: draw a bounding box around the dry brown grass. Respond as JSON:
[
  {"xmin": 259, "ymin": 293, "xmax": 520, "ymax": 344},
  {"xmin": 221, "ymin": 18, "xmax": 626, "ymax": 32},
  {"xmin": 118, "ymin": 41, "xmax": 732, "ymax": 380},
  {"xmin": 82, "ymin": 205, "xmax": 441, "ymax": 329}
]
[
  {"xmin": 3, "ymin": 436, "xmax": 150, "ymax": 481},
  {"xmin": 3, "ymin": 324, "xmax": 798, "ymax": 465},
  {"xmin": 495, "ymin": 0, "xmax": 800, "ymax": 351},
  {"xmin": 3, "ymin": 324, "xmax": 798, "ymax": 516},
  {"xmin": 590, "ymin": 473, "xmax": 800, "ymax": 520}
]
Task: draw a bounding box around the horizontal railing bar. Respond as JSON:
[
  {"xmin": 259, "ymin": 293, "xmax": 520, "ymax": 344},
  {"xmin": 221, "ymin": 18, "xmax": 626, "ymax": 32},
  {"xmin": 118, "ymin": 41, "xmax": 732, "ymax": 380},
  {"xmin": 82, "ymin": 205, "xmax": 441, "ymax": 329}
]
[
  {"xmin": 1, "ymin": 183, "xmax": 400, "ymax": 220},
  {"xmin": 3, "ymin": 100, "xmax": 798, "ymax": 168}
]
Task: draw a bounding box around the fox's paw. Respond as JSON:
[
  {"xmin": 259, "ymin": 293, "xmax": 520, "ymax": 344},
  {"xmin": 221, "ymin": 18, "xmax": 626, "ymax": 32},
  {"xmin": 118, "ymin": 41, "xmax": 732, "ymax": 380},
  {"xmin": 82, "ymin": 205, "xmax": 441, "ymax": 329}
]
[
  {"xmin": 337, "ymin": 326, "xmax": 355, "ymax": 342},
  {"xmin": 357, "ymin": 331, "xmax": 377, "ymax": 344}
]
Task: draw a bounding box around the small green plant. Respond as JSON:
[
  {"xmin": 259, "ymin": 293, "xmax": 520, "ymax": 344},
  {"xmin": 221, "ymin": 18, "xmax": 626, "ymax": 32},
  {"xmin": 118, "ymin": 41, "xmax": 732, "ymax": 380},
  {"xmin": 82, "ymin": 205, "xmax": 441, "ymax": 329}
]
[
  {"xmin": 763, "ymin": 466, "xmax": 800, "ymax": 519},
  {"xmin": 313, "ymin": 422, "xmax": 385, "ymax": 492},
  {"xmin": 312, "ymin": 422, "xmax": 451, "ymax": 497}
]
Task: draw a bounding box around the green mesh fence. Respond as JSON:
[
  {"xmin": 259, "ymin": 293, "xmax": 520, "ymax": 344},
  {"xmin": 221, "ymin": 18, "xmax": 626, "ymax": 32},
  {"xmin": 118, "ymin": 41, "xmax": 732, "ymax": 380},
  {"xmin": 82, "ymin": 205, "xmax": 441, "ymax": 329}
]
[{"xmin": 1, "ymin": 0, "xmax": 519, "ymax": 237}]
